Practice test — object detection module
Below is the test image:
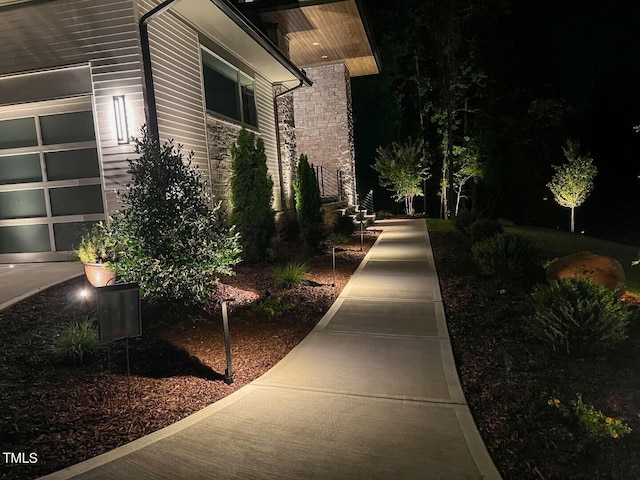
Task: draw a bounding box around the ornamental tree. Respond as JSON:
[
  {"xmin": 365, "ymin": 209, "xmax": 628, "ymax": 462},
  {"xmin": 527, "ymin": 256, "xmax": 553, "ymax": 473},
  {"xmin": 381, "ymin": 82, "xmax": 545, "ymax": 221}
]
[
  {"xmin": 229, "ymin": 128, "xmax": 275, "ymax": 263},
  {"xmin": 372, "ymin": 138, "xmax": 430, "ymax": 215},
  {"xmin": 547, "ymin": 139, "xmax": 597, "ymax": 233},
  {"xmin": 111, "ymin": 126, "xmax": 242, "ymax": 306}
]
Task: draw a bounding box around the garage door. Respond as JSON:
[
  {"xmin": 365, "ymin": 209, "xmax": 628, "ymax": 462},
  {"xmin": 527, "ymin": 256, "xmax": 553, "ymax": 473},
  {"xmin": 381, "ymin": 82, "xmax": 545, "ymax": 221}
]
[{"xmin": 0, "ymin": 97, "xmax": 105, "ymax": 263}]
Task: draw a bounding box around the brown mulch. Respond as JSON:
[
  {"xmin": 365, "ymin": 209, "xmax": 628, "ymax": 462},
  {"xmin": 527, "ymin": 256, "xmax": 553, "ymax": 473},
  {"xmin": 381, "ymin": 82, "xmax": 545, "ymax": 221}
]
[
  {"xmin": 430, "ymin": 229, "xmax": 640, "ymax": 480},
  {"xmin": 0, "ymin": 234, "xmax": 376, "ymax": 480}
]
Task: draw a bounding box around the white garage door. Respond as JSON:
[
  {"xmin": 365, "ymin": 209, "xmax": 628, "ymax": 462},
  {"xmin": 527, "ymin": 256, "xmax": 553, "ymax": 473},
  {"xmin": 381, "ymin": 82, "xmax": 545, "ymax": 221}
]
[{"xmin": 0, "ymin": 97, "xmax": 105, "ymax": 263}]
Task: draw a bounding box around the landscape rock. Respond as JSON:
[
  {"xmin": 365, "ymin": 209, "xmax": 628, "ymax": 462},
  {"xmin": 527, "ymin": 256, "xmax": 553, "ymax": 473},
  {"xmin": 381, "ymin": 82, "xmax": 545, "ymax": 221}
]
[{"xmin": 545, "ymin": 251, "xmax": 625, "ymax": 295}]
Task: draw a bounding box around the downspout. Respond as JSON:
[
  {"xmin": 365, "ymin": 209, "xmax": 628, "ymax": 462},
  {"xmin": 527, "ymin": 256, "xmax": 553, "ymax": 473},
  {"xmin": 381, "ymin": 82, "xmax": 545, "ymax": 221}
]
[
  {"xmin": 273, "ymin": 77, "xmax": 307, "ymax": 212},
  {"xmin": 139, "ymin": 0, "xmax": 183, "ymax": 141}
]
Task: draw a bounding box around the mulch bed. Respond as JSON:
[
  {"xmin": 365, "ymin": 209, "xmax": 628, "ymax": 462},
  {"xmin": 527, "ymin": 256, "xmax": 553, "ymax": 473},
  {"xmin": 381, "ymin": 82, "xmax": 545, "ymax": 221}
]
[
  {"xmin": 430, "ymin": 230, "xmax": 640, "ymax": 480},
  {"xmin": 0, "ymin": 234, "xmax": 376, "ymax": 480}
]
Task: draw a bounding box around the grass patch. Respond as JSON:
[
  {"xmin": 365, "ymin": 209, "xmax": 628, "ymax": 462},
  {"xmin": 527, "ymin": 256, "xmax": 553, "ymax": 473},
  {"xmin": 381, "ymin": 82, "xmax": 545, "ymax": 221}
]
[
  {"xmin": 426, "ymin": 218, "xmax": 455, "ymax": 232},
  {"xmin": 505, "ymin": 225, "xmax": 640, "ymax": 297}
]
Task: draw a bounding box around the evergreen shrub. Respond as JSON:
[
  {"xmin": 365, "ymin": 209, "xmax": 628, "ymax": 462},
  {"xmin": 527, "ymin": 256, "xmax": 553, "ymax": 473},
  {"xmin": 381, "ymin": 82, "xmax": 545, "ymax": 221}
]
[
  {"xmin": 528, "ymin": 277, "xmax": 631, "ymax": 354},
  {"xmin": 230, "ymin": 128, "xmax": 275, "ymax": 263},
  {"xmin": 293, "ymin": 154, "xmax": 324, "ymax": 251},
  {"xmin": 454, "ymin": 209, "xmax": 479, "ymax": 236},
  {"xmin": 471, "ymin": 234, "xmax": 539, "ymax": 279},
  {"xmin": 469, "ymin": 218, "xmax": 503, "ymax": 242},
  {"xmin": 111, "ymin": 127, "xmax": 242, "ymax": 306}
]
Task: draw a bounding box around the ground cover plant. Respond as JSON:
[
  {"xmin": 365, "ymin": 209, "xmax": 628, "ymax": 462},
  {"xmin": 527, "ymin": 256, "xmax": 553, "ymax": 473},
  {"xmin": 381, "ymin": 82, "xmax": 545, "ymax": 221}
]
[
  {"xmin": 0, "ymin": 231, "xmax": 376, "ymax": 480},
  {"xmin": 428, "ymin": 218, "xmax": 640, "ymax": 479}
]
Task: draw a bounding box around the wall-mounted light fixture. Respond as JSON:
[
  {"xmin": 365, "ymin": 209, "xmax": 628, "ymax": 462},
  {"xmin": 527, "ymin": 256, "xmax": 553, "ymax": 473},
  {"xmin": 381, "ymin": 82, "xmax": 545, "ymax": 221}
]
[{"xmin": 113, "ymin": 95, "xmax": 129, "ymax": 144}]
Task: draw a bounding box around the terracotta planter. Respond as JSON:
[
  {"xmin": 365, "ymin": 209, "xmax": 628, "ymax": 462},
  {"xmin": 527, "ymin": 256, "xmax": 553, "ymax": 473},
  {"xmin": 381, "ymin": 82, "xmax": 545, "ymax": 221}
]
[{"xmin": 83, "ymin": 263, "xmax": 117, "ymax": 288}]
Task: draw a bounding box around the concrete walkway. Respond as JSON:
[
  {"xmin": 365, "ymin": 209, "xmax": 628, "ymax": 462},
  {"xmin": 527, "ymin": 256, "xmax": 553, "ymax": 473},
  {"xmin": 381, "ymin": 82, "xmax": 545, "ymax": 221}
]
[
  {"xmin": 0, "ymin": 262, "xmax": 84, "ymax": 312},
  {"xmin": 41, "ymin": 219, "xmax": 501, "ymax": 480}
]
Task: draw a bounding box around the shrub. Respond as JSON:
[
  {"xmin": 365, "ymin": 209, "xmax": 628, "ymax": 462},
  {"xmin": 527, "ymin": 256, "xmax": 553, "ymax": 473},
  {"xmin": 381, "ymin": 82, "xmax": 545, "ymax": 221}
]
[
  {"xmin": 52, "ymin": 318, "xmax": 99, "ymax": 365},
  {"xmin": 273, "ymin": 261, "xmax": 308, "ymax": 289},
  {"xmin": 229, "ymin": 128, "xmax": 275, "ymax": 263},
  {"xmin": 76, "ymin": 222, "xmax": 117, "ymax": 264},
  {"xmin": 548, "ymin": 394, "xmax": 632, "ymax": 438},
  {"xmin": 330, "ymin": 233, "xmax": 351, "ymax": 245},
  {"xmin": 334, "ymin": 214, "xmax": 355, "ymax": 236},
  {"xmin": 110, "ymin": 126, "xmax": 242, "ymax": 306},
  {"xmin": 454, "ymin": 209, "xmax": 479, "ymax": 236},
  {"xmin": 471, "ymin": 234, "xmax": 539, "ymax": 279},
  {"xmin": 376, "ymin": 210, "xmax": 393, "ymax": 220},
  {"xmin": 293, "ymin": 154, "xmax": 324, "ymax": 252},
  {"xmin": 250, "ymin": 296, "xmax": 294, "ymax": 320},
  {"xmin": 468, "ymin": 218, "xmax": 503, "ymax": 242},
  {"xmin": 277, "ymin": 213, "xmax": 300, "ymax": 242},
  {"xmin": 528, "ymin": 277, "xmax": 631, "ymax": 354}
]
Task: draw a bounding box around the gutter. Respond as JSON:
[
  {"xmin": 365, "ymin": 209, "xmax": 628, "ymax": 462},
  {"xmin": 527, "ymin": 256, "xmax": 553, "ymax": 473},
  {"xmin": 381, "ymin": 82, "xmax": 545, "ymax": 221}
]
[
  {"xmin": 273, "ymin": 77, "xmax": 307, "ymax": 211},
  {"xmin": 139, "ymin": 0, "xmax": 183, "ymax": 141},
  {"xmin": 139, "ymin": 0, "xmax": 312, "ymax": 141}
]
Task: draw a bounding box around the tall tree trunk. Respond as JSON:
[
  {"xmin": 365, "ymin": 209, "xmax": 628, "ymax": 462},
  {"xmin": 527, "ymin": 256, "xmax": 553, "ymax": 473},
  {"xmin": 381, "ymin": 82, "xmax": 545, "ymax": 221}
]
[{"xmin": 571, "ymin": 207, "xmax": 575, "ymax": 233}]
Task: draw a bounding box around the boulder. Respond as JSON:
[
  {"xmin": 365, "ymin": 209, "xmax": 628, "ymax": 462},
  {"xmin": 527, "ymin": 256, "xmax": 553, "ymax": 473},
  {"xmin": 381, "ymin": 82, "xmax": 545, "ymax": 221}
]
[{"xmin": 545, "ymin": 252, "xmax": 625, "ymax": 295}]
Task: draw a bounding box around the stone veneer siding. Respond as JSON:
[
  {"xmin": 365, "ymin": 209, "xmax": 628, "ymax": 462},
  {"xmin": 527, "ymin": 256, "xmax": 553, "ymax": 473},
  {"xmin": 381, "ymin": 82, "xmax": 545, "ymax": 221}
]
[
  {"xmin": 206, "ymin": 115, "xmax": 243, "ymax": 211},
  {"xmin": 275, "ymin": 85, "xmax": 297, "ymax": 211},
  {"xmin": 292, "ymin": 63, "xmax": 356, "ymax": 205}
]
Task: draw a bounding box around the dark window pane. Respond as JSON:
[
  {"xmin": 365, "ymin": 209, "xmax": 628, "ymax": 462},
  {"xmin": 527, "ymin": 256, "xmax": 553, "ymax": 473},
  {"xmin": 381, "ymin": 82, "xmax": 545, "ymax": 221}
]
[
  {"xmin": 49, "ymin": 185, "xmax": 104, "ymax": 216},
  {"xmin": 45, "ymin": 149, "xmax": 99, "ymax": 181},
  {"xmin": 0, "ymin": 117, "xmax": 37, "ymax": 149},
  {"xmin": 53, "ymin": 221, "xmax": 97, "ymax": 251},
  {"xmin": 203, "ymin": 64, "xmax": 241, "ymax": 121},
  {"xmin": 241, "ymin": 84, "xmax": 257, "ymax": 127},
  {"xmin": 0, "ymin": 154, "xmax": 42, "ymax": 184},
  {"xmin": 0, "ymin": 224, "xmax": 50, "ymax": 253},
  {"xmin": 0, "ymin": 189, "xmax": 47, "ymax": 219},
  {"xmin": 40, "ymin": 111, "xmax": 95, "ymax": 145}
]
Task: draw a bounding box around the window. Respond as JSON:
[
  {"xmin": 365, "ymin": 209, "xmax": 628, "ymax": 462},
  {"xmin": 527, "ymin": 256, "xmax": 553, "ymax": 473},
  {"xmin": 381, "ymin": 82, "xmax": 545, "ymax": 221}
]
[{"xmin": 202, "ymin": 48, "xmax": 258, "ymax": 127}]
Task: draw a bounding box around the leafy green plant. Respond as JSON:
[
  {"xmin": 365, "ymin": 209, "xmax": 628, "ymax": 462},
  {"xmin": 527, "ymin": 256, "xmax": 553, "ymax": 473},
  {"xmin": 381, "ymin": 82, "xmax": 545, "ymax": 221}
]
[
  {"xmin": 372, "ymin": 137, "xmax": 431, "ymax": 215},
  {"xmin": 277, "ymin": 212, "xmax": 300, "ymax": 242},
  {"xmin": 376, "ymin": 209, "xmax": 393, "ymax": 220},
  {"xmin": 76, "ymin": 222, "xmax": 117, "ymax": 264},
  {"xmin": 250, "ymin": 296, "xmax": 294, "ymax": 320},
  {"xmin": 471, "ymin": 234, "xmax": 539, "ymax": 279},
  {"xmin": 333, "ymin": 214, "xmax": 355, "ymax": 236},
  {"xmin": 229, "ymin": 128, "xmax": 275, "ymax": 263},
  {"xmin": 330, "ymin": 233, "xmax": 351, "ymax": 245},
  {"xmin": 110, "ymin": 126, "xmax": 242, "ymax": 306},
  {"xmin": 273, "ymin": 261, "xmax": 308, "ymax": 289},
  {"xmin": 293, "ymin": 154, "xmax": 324, "ymax": 252},
  {"xmin": 454, "ymin": 209, "xmax": 479, "ymax": 236},
  {"xmin": 52, "ymin": 317, "xmax": 99, "ymax": 365},
  {"xmin": 528, "ymin": 277, "xmax": 631, "ymax": 354},
  {"xmin": 468, "ymin": 218, "xmax": 503, "ymax": 242},
  {"xmin": 548, "ymin": 394, "xmax": 632, "ymax": 438}
]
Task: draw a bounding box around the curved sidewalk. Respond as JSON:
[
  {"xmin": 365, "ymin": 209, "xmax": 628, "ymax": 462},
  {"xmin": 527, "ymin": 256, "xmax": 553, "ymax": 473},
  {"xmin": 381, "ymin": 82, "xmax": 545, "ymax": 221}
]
[{"xmin": 42, "ymin": 219, "xmax": 501, "ymax": 480}]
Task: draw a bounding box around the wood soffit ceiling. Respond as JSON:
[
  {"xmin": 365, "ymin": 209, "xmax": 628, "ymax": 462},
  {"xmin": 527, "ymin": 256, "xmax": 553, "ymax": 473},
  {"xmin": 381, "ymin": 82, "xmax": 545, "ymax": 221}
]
[{"xmin": 259, "ymin": 0, "xmax": 379, "ymax": 77}]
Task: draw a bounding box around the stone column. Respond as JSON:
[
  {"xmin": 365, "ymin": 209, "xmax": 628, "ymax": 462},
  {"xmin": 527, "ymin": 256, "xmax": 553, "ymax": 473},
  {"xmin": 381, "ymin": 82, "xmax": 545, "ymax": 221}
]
[{"xmin": 275, "ymin": 85, "xmax": 297, "ymax": 212}]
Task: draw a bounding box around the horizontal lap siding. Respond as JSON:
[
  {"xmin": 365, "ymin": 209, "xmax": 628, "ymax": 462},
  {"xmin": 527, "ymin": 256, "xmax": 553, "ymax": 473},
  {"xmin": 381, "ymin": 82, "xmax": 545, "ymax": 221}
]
[
  {"xmin": 255, "ymin": 75, "xmax": 282, "ymax": 211},
  {"xmin": 0, "ymin": 1, "xmax": 146, "ymax": 216},
  {"xmin": 138, "ymin": 0, "xmax": 210, "ymax": 185}
]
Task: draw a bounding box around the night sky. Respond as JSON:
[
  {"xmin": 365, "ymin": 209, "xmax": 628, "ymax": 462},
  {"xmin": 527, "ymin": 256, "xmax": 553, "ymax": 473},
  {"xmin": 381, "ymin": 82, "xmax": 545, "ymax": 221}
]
[{"xmin": 353, "ymin": 0, "xmax": 640, "ymax": 242}]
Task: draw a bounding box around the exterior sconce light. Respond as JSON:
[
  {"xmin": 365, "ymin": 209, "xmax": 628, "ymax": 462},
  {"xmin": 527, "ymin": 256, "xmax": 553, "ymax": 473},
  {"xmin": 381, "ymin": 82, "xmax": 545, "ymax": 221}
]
[{"xmin": 113, "ymin": 95, "xmax": 129, "ymax": 144}]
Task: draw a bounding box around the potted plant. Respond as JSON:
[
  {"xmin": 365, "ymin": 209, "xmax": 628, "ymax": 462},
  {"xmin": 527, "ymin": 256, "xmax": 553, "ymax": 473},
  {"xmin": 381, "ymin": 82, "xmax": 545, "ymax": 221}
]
[{"xmin": 76, "ymin": 222, "xmax": 118, "ymax": 287}]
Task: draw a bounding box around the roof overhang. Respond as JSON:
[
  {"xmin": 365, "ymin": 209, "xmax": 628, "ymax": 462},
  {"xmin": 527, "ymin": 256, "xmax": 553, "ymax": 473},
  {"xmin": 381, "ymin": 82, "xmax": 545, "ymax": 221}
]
[
  {"xmin": 257, "ymin": 0, "xmax": 380, "ymax": 77},
  {"xmin": 172, "ymin": 0, "xmax": 312, "ymax": 86}
]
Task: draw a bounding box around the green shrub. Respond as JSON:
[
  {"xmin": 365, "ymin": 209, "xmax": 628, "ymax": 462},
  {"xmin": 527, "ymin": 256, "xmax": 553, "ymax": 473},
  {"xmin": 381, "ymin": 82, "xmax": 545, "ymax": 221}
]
[
  {"xmin": 293, "ymin": 154, "xmax": 324, "ymax": 252},
  {"xmin": 330, "ymin": 233, "xmax": 351, "ymax": 245},
  {"xmin": 273, "ymin": 261, "xmax": 308, "ymax": 289},
  {"xmin": 334, "ymin": 214, "xmax": 355, "ymax": 236},
  {"xmin": 454, "ymin": 209, "xmax": 479, "ymax": 235},
  {"xmin": 528, "ymin": 277, "xmax": 631, "ymax": 354},
  {"xmin": 471, "ymin": 234, "xmax": 539, "ymax": 278},
  {"xmin": 376, "ymin": 210, "xmax": 393, "ymax": 220},
  {"xmin": 110, "ymin": 126, "xmax": 242, "ymax": 306},
  {"xmin": 468, "ymin": 218, "xmax": 503, "ymax": 242},
  {"xmin": 548, "ymin": 394, "xmax": 632, "ymax": 438},
  {"xmin": 277, "ymin": 213, "xmax": 300, "ymax": 242},
  {"xmin": 250, "ymin": 296, "xmax": 294, "ymax": 320},
  {"xmin": 52, "ymin": 318, "xmax": 99, "ymax": 365},
  {"xmin": 76, "ymin": 222, "xmax": 118, "ymax": 264},
  {"xmin": 229, "ymin": 128, "xmax": 275, "ymax": 263}
]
